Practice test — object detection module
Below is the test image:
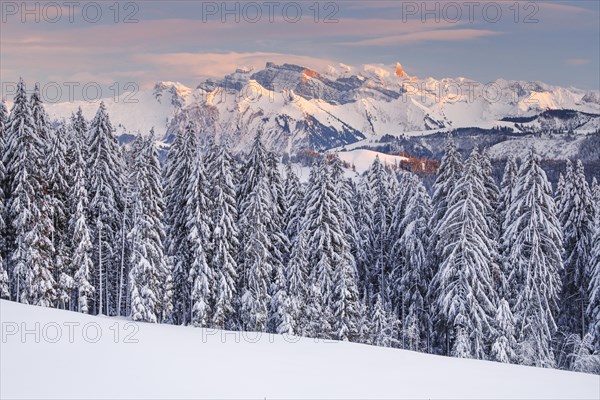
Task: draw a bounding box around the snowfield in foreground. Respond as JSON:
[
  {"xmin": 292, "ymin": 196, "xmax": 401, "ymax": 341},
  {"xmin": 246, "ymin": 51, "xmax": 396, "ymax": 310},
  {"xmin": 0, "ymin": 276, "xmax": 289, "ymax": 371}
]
[{"xmin": 1, "ymin": 300, "xmax": 598, "ymax": 400}]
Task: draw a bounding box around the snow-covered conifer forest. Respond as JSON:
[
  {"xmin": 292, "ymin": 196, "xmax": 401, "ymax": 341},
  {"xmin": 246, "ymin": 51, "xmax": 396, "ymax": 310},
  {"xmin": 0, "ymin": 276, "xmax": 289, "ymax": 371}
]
[{"xmin": 2, "ymin": 79, "xmax": 600, "ymax": 375}]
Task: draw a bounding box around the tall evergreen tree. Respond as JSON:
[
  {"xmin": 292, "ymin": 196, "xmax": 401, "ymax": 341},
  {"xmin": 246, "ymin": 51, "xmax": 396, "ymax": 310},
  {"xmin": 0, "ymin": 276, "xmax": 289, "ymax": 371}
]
[
  {"xmin": 283, "ymin": 163, "xmax": 303, "ymax": 242},
  {"xmin": 300, "ymin": 160, "xmax": 359, "ymax": 339},
  {"xmin": 239, "ymin": 175, "xmax": 272, "ymax": 332},
  {"xmin": 68, "ymin": 129, "xmax": 94, "ymax": 313},
  {"xmin": 480, "ymin": 149, "xmax": 500, "ymax": 238},
  {"xmin": 163, "ymin": 122, "xmax": 210, "ymax": 325},
  {"xmin": 205, "ymin": 142, "xmax": 239, "ymax": 328},
  {"xmin": 503, "ymin": 148, "xmax": 563, "ymax": 367},
  {"xmin": 365, "ymin": 156, "xmax": 392, "ymax": 302},
  {"xmin": 491, "ymin": 298, "xmax": 518, "ymax": 363},
  {"xmin": 559, "ymin": 160, "xmax": 595, "ymax": 339},
  {"xmin": 48, "ymin": 123, "xmax": 73, "ymax": 308},
  {"xmin": 586, "ymin": 222, "xmax": 600, "ymax": 353},
  {"xmin": 0, "ymin": 100, "xmax": 8, "ymax": 299},
  {"xmin": 431, "ymin": 149, "xmax": 499, "ymax": 359},
  {"xmin": 87, "ymin": 102, "xmax": 124, "ymax": 315},
  {"xmin": 498, "ymin": 155, "xmax": 519, "ymax": 287},
  {"xmin": 353, "ymin": 180, "xmax": 374, "ymax": 299},
  {"xmin": 6, "ymin": 79, "xmax": 56, "ymax": 305},
  {"xmin": 391, "ymin": 174, "xmax": 432, "ymax": 351},
  {"xmin": 428, "ymin": 137, "xmax": 463, "ymax": 352},
  {"xmin": 286, "ymin": 228, "xmax": 309, "ymax": 334},
  {"xmin": 128, "ymin": 136, "xmax": 170, "ymax": 323}
]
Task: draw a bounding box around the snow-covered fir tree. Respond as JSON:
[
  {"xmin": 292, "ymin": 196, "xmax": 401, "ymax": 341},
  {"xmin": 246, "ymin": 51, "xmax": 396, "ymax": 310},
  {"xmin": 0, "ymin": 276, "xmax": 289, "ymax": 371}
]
[
  {"xmin": 300, "ymin": 159, "xmax": 359, "ymax": 339},
  {"xmin": 87, "ymin": 102, "xmax": 125, "ymax": 315},
  {"xmin": 330, "ymin": 156, "xmax": 359, "ymax": 270},
  {"xmin": 391, "ymin": 173, "xmax": 432, "ymax": 351},
  {"xmin": 265, "ymin": 151, "xmax": 290, "ymax": 271},
  {"xmin": 48, "ymin": 123, "xmax": 73, "ymax": 309},
  {"xmin": 365, "ymin": 156, "xmax": 392, "ymax": 302},
  {"xmin": 68, "ymin": 128, "xmax": 94, "ymax": 314},
  {"xmin": 587, "ymin": 217, "xmax": 600, "ymax": 352},
  {"xmin": 128, "ymin": 135, "xmax": 170, "ymax": 323},
  {"xmin": 205, "ymin": 141, "xmax": 239, "ymax": 329},
  {"xmin": 498, "ymin": 156, "xmax": 519, "ymax": 294},
  {"xmin": 29, "ymin": 83, "xmax": 52, "ymax": 146},
  {"xmin": 164, "ymin": 122, "xmax": 211, "ymax": 325},
  {"xmin": 592, "ymin": 178, "xmax": 600, "ymax": 222},
  {"xmin": 353, "ymin": 179, "xmax": 374, "ymax": 299},
  {"xmin": 431, "ymin": 149, "xmax": 499, "ymax": 359},
  {"xmin": 6, "ymin": 79, "xmax": 56, "ymax": 306},
  {"xmin": 559, "ymin": 160, "xmax": 595, "ymax": 339},
  {"xmin": 0, "ymin": 100, "xmax": 9, "ymax": 299},
  {"xmin": 480, "ymin": 149, "xmax": 500, "ymax": 238},
  {"xmin": 287, "ymin": 227, "xmax": 309, "ymax": 334},
  {"xmin": 491, "ymin": 298, "xmax": 518, "ymax": 364},
  {"xmin": 503, "ymin": 148, "xmax": 563, "ymax": 367},
  {"xmin": 283, "ymin": 163, "xmax": 303, "ymax": 242},
  {"xmin": 427, "ymin": 137, "xmax": 463, "ymax": 352},
  {"xmin": 269, "ymin": 256, "xmax": 294, "ymax": 335},
  {"xmin": 238, "ymin": 174, "xmax": 272, "ymax": 332},
  {"xmin": 498, "ymin": 156, "xmax": 518, "ymax": 232}
]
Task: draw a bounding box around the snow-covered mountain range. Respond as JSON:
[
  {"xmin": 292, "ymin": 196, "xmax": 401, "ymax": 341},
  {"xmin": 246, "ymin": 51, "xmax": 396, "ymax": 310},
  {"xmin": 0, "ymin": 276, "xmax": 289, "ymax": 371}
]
[{"xmin": 43, "ymin": 61, "xmax": 600, "ymax": 155}]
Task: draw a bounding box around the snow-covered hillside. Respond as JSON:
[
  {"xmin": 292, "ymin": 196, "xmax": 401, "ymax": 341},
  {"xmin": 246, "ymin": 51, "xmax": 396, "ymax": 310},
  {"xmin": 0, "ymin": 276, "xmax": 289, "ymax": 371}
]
[
  {"xmin": 39, "ymin": 61, "xmax": 600, "ymax": 155},
  {"xmin": 337, "ymin": 149, "xmax": 409, "ymax": 173},
  {"xmin": 1, "ymin": 300, "xmax": 598, "ymax": 399}
]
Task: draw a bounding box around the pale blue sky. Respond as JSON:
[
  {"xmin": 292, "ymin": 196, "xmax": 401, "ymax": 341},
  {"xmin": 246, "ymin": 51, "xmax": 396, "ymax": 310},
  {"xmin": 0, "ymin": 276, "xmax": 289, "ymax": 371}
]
[{"xmin": 1, "ymin": 0, "xmax": 598, "ymax": 96}]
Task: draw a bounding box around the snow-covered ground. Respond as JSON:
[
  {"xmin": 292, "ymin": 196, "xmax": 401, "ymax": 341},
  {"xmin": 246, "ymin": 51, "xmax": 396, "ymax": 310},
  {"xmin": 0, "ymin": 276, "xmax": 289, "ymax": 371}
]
[
  {"xmin": 1, "ymin": 300, "xmax": 598, "ymax": 399},
  {"xmin": 336, "ymin": 149, "xmax": 408, "ymax": 173}
]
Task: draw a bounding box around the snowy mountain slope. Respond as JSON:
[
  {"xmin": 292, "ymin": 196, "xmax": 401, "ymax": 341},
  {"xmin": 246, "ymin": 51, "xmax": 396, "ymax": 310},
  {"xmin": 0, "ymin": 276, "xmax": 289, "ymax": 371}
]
[
  {"xmin": 337, "ymin": 149, "xmax": 409, "ymax": 173},
  {"xmin": 503, "ymin": 109, "xmax": 600, "ymax": 133},
  {"xmin": 1, "ymin": 300, "xmax": 598, "ymax": 400},
  {"xmin": 38, "ymin": 61, "xmax": 600, "ymax": 155}
]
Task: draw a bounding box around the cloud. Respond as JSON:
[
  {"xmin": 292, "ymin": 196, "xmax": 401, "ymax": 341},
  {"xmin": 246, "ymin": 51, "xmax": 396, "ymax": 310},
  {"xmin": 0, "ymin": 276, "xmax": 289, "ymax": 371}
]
[
  {"xmin": 566, "ymin": 58, "xmax": 591, "ymax": 66},
  {"xmin": 131, "ymin": 52, "xmax": 338, "ymax": 82},
  {"xmin": 346, "ymin": 29, "xmax": 503, "ymax": 46}
]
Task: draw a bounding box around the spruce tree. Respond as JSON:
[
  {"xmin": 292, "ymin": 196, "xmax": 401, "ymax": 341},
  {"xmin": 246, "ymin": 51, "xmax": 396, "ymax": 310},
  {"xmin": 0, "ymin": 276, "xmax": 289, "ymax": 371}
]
[
  {"xmin": 431, "ymin": 149, "xmax": 499, "ymax": 359},
  {"xmin": 588, "ymin": 234, "xmax": 600, "ymax": 353},
  {"xmin": 87, "ymin": 102, "xmax": 124, "ymax": 315},
  {"xmin": 559, "ymin": 160, "xmax": 595, "ymax": 338},
  {"xmin": 6, "ymin": 79, "xmax": 56, "ymax": 306},
  {"xmin": 68, "ymin": 128, "xmax": 94, "ymax": 313},
  {"xmin": 353, "ymin": 179, "xmax": 374, "ymax": 299},
  {"xmin": 283, "ymin": 163, "xmax": 303, "ymax": 242},
  {"xmin": 428, "ymin": 137, "xmax": 463, "ymax": 352},
  {"xmin": 365, "ymin": 156, "xmax": 392, "ymax": 301},
  {"xmin": 205, "ymin": 142, "xmax": 239, "ymax": 328},
  {"xmin": 239, "ymin": 175, "xmax": 272, "ymax": 332},
  {"xmin": 48, "ymin": 123, "xmax": 73, "ymax": 308},
  {"xmin": 503, "ymin": 148, "xmax": 563, "ymax": 367},
  {"xmin": 286, "ymin": 228, "xmax": 309, "ymax": 334},
  {"xmin": 300, "ymin": 160, "xmax": 359, "ymax": 339},
  {"xmin": 391, "ymin": 174, "xmax": 432, "ymax": 351},
  {"xmin": 186, "ymin": 155, "xmax": 213, "ymax": 327},
  {"xmin": 491, "ymin": 298, "xmax": 518, "ymax": 363},
  {"xmin": 128, "ymin": 136, "xmax": 169, "ymax": 323},
  {"xmin": 0, "ymin": 100, "xmax": 8, "ymax": 299},
  {"xmin": 164, "ymin": 122, "xmax": 210, "ymax": 325}
]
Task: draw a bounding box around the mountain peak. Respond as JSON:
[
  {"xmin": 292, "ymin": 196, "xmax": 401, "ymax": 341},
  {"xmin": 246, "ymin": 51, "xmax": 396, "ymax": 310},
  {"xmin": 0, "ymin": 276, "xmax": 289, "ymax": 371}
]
[{"xmin": 395, "ymin": 63, "xmax": 409, "ymax": 79}]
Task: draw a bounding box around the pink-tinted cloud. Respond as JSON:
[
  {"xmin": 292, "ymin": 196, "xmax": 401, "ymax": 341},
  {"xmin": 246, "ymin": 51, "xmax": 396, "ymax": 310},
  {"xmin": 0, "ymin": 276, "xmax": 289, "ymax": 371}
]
[
  {"xmin": 131, "ymin": 52, "xmax": 338, "ymax": 82},
  {"xmin": 346, "ymin": 29, "xmax": 503, "ymax": 46},
  {"xmin": 566, "ymin": 58, "xmax": 591, "ymax": 66}
]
